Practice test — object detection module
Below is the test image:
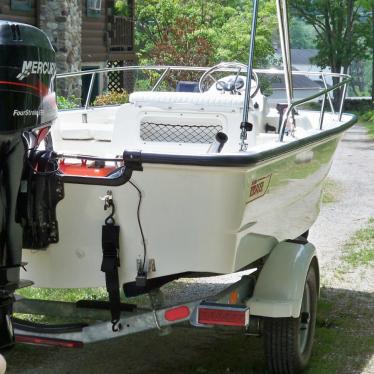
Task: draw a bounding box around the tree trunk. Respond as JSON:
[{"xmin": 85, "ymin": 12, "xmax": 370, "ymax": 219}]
[{"xmin": 332, "ymin": 65, "xmax": 342, "ymax": 104}]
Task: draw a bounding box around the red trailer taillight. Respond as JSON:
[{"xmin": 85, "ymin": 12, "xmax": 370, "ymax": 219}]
[
  {"xmin": 197, "ymin": 303, "xmax": 249, "ymax": 327},
  {"xmin": 16, "ymin": 335, "xmax": 83, "ymax": 349}
]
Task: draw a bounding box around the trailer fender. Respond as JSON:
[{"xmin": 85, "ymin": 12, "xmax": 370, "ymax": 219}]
[{"xmin": 247, "ymin": 241, "xmax": 318, "ymax": 318}]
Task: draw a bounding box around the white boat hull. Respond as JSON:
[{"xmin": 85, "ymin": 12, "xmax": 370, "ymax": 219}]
[{"xmin": 22, "ymin": 133, "xmax": 341, "ymax": 288}]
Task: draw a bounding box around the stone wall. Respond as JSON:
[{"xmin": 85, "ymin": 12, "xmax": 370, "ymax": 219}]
[{"xmin": 39, "ymin": 0, "xmax": 82, "ymax": 98}]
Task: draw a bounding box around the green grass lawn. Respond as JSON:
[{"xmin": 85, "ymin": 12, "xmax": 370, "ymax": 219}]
[
  {"xmin": 342, "ymin": 217, "xmax": 374, "ymax": 267},
  {"xmin": 322, "ymin": 178, "xmax": 341, "ymax": 204},
  {"xmin": 305, "ymin": 218, "xmax": 374, "ymax": 373},
  {"xmin": 17, "ymin": 287, "xmax": 107, "ymax": 302},
  {"xmin": 307, "ymin": 293, "xmax": 374, "ymax": 374},
  {"xmin": 356, "ymin": 108, "xmax": 374, "ymax": 139}
]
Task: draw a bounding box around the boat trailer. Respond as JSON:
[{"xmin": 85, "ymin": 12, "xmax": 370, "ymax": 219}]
[
  {"xmin": 13, "ymin": 270, "xmax": 257, "ymax": 347},
  {"xmin": 13, "ymin": 239, "xmax": 319, "ymax": 351}
]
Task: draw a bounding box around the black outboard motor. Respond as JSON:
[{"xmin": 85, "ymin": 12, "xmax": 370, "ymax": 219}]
[{"xmin": 0, "ymin": 21, "xmax": 57, "ymax": 349}]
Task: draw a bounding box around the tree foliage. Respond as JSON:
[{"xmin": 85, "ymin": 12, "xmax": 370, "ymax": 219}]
[
  {"xmin": 150, "ymin": 17, "xmax": 215, "ymax": 66},
  {"xmin": 289, "ymin": 0, "xmax": 368, "ymax": 75},
  {"xmin": 290, "ymin": 0, "xmax": 374, "ymax": 99},
  {"xmin": 357, "ymin": 0, "xmax": 374, "ymax": 98},
  {"xmin": 133, "ymin": 0, "xmax": 277, "ymax": 67},
  {"xmin": 114, "ymin": 0, "xmax": 131, "ymax": 16},
  {"xmin": 289, "ymin": 18, "xmax": 317, "ymax": 49}
]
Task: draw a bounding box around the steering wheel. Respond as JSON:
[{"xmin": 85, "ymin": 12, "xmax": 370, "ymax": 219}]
[{"xmin": 198, "ymin": 62, "xmax": 259, "ymax": 97}]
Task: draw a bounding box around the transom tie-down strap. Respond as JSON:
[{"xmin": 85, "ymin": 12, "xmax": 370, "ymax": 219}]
[{"xmin": 101, "ymin": 223, "xmax": 121, "ymax": 331}]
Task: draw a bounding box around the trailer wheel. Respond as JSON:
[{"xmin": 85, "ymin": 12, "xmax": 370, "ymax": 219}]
[{"xmin": 263, "ymin": 262, "xmax": 318, "ymax": 373}]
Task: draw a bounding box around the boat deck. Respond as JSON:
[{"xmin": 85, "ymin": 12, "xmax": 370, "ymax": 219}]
[{"xmin": 52, "ymin": 98, "xmax": 353, "ymax": 159}]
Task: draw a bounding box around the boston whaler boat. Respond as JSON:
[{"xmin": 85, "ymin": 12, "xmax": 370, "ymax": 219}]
[{"xmin": 0, "ymin": 0, "xmax": 356, "ymax": 372}]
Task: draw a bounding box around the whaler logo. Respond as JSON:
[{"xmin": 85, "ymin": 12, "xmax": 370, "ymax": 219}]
[
  {"xmin": 247, "ymin": 174, "xmax": 272, "ymax": 203},
  {"xmin": 16, "ymin": 61, "xmax": 56, "ymax": 81}
]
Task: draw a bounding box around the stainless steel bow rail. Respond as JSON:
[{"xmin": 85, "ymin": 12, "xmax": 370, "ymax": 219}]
[{"xmin": 56, "ymin": 64, "xmax": 352, "ymax": 146}]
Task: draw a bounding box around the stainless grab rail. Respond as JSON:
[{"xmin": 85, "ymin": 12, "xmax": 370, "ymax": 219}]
[
  {"xmin": 57, "ymin": 65, "xmax": 350, "ymax": 80},
  {"xmin": 56, "ymin": 65, "xmax": 352, "ymax": 143},
  {"xmin": 278, "ymin": 77, "xmax": 351, "ymax": 141}
]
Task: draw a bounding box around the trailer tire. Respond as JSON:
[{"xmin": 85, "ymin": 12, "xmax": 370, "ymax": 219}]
[{"xmin": 263, "ymin": 262, "xmax": 318, "ymax": 373}]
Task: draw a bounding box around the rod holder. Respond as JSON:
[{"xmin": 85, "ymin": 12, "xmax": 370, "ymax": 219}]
[{"xmin": 207, "ymin": 132, "xmax": 228, "ymax": 154}]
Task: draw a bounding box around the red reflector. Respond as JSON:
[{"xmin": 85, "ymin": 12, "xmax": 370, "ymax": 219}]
[
  {"xmin": 164, "ymin": 306, "xmax": 190, "ymax": 322},
  {"xmin": 198, "ymin": 307, "xmax": 249, "ymax": 327},
  {"xmin": 16, "ymin": 334, "xmax": 83, "ymax": 348}
]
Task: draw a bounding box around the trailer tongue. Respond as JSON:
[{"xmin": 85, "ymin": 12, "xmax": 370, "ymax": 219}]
[{"xmin": 0, "ymin": 21, "xmax": 57, "ymax": 349}]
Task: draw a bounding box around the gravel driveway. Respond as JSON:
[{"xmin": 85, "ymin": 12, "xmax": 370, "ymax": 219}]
[
  {"xmin": 4, "ymin": 125, "xmax": 374, "ymax": 374},
  {"xmin": 309, "ymin": 124, "xmax": 374, "ymax": 293}
]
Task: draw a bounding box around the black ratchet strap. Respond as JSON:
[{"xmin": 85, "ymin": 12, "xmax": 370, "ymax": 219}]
[{"xmin": 101, "ymin": 200, "xmax": 122, "ymax": 332}]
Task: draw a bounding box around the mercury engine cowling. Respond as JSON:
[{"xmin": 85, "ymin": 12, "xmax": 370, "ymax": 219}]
[{"xmin": 0, "ymin": 21, "xmax": 57, "ymax": 349}]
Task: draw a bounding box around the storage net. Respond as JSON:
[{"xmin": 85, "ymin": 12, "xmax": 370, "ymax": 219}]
[{"xmin": 140, "ymin": 122, "xmax": 223, "ymax": 143}]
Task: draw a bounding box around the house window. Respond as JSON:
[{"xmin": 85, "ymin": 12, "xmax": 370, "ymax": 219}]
[
  {"xmin": 11, "ymin": 0, "xmax": 32, "ymax": 11},
  {"xmin": 87, "ymin": 0, "xmax": 102, "ymax": 17}
]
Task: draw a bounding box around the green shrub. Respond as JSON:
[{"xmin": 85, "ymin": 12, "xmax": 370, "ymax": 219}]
[
  {"xmin": 114, "ymin": 0, "xmax": 131, "ymax": 16},
  {"xmin": 135, "ymin": 78, "xmax": 154, "ymax": 91},
  {"xmin": 93, "ymin": 90, "xmax": 129, "ymax": 106},
  {"xmin": 57, "ymin": 95, "xmax": 80, "ymax": 109},
  {"xmin": 360, "ymin": 109, "xmax": 374, "ymax": 122},
  {"xmin": 359, "ymin": 109, "xmax": 374, "ymax": 140}
]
